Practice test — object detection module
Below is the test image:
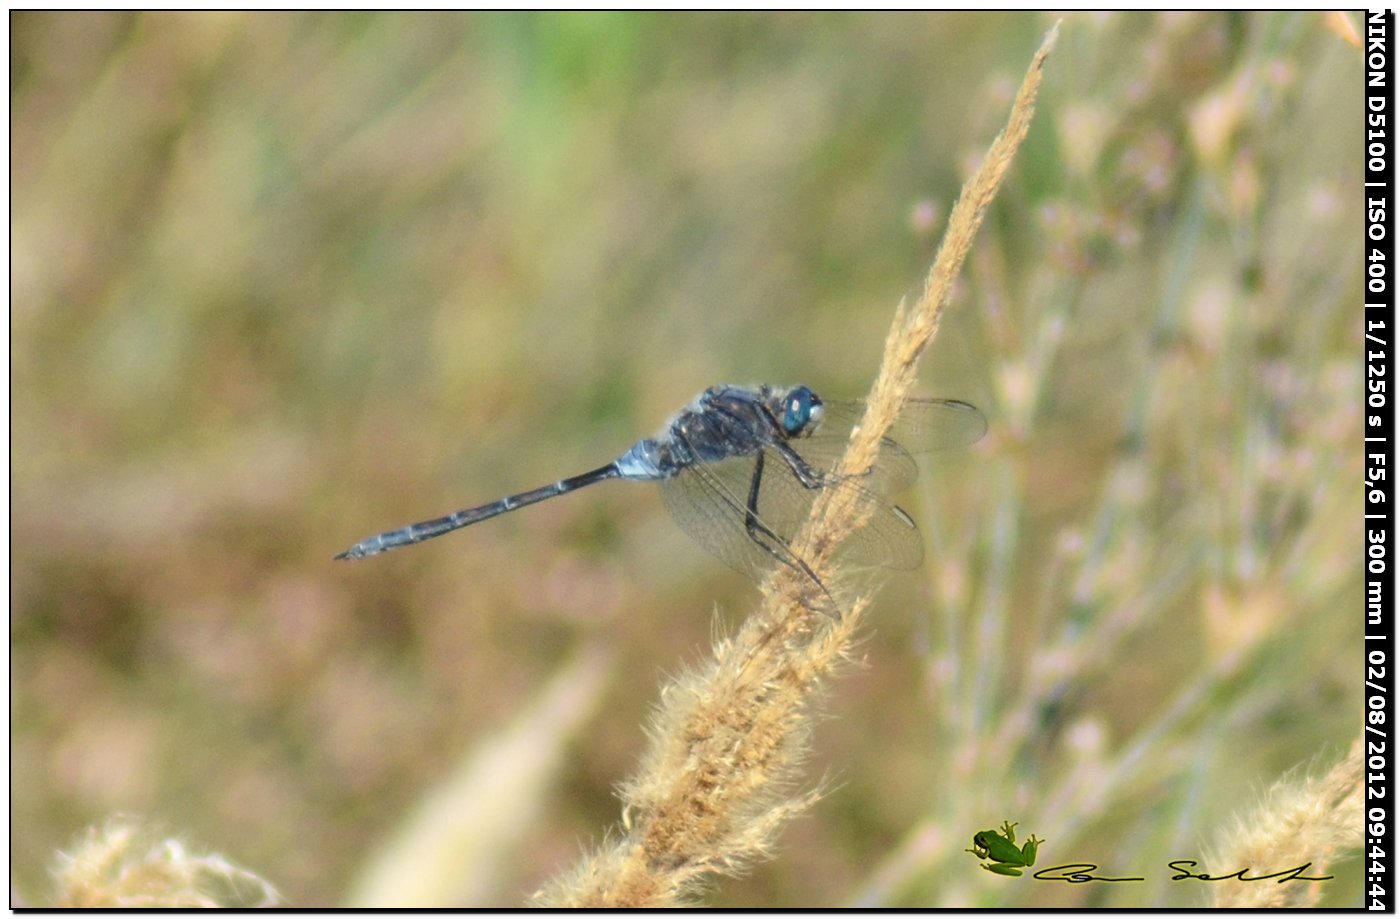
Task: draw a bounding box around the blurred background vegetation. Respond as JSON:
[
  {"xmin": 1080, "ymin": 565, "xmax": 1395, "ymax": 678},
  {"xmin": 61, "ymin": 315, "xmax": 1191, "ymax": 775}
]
[{"xmin": 12, "ymin": 11, "xmax": 1362, "ymax": 907}]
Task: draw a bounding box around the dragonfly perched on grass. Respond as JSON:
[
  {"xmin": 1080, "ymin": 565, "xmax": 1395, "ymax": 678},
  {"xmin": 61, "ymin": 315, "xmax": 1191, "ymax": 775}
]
[{"xmin": 337, "ymin": 384, "xmax": 985, "ymax": 594}]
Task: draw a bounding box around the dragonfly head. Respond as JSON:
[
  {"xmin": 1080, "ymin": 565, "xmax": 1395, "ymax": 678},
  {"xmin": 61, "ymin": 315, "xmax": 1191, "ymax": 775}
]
[{"xmin": 779, "ymin": 385, "xmax": 823, "ymax": 438}]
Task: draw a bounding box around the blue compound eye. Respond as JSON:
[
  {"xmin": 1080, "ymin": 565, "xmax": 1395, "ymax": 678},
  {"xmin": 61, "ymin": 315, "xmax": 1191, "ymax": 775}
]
[{"xmin": 782, "ymin": 386, "xmax": 820, "ymax": 436}]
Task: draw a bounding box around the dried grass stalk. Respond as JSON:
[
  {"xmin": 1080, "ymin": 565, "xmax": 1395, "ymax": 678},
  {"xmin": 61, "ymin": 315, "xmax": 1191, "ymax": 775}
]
[
  {"xmin": 532, "ymin": 24, "xmax": 1059, "ymax": 908},
  {"xmin": 52, "ymin": 816, "xmax": 279, "ymax": 909},
  {"xmin": 1208, "ymin": 736, "xmax": 1363, "ymax": 908}
]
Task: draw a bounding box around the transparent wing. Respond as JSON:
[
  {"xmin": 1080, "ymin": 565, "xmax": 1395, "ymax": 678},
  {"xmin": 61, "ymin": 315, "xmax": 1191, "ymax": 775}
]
[
  {"xmin": 819, "ymin": 397, "xmax": 988, "ymax": 451},
  {"xmin": 660, "ymin": 445, "xmax": 926, "ymax": 582},
  {"xmin": 798, "ymin": 397, "xmax": 987, "ymax": 492},
  {"xmin": 788, "ymin": 433, "xmax": 919, "ymax": 494},
  {"xmin": 660, "ymin": 452, "xmax": 800, "ymax": 583}
]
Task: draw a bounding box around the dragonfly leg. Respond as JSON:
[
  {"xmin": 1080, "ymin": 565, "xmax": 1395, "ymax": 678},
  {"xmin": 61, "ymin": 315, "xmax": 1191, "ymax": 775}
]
[
  {"xmin": 743, "ymin": 452, "xmax": 839, "ymax": 615},
  {"xmin": 769, "ymin": 439, "xmax": 856, "ymax": 489}
]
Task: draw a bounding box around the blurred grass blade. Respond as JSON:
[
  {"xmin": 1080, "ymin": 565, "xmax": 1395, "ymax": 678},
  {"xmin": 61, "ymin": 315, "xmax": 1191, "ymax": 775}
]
[{"xmin": 347, "ymin": 645, "xmax": 614, "ymax": 907}]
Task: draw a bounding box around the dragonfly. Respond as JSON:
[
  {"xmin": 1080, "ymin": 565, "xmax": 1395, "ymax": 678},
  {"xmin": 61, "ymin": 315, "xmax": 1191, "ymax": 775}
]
[{"xmin": 335, "ymin": 384, "xmax": 985, "ymax": 594}]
